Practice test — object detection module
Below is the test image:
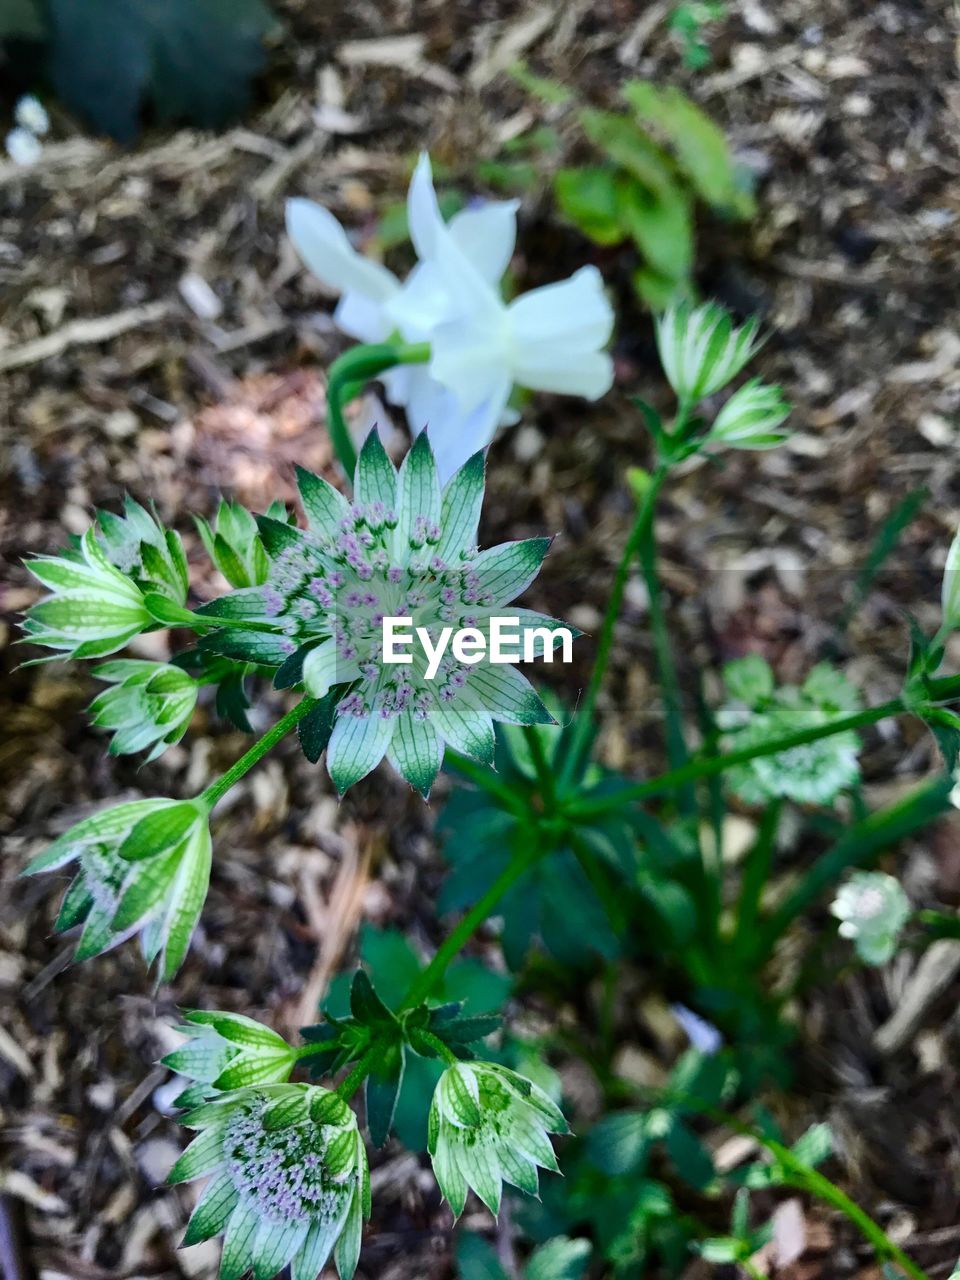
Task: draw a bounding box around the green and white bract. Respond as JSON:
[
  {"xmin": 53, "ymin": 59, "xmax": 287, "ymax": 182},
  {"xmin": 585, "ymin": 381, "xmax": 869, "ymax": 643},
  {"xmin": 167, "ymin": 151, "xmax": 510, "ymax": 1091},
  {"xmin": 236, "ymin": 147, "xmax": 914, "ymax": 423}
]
[
  {"xmin": 170, "ymin": 1084, "xmax": 369, "ymax": 1280},
  {"xmin": 428, "ymin": 1061, "xmax": 569, "ymax": 1217},
  {"xmin": 22, "ymin": 527, "xmax": 153, "ymax": 660},
  {"xmin": 21, "ymin": 797, "xmax": 211, "ymax": 980},
  {"xmin": 655, "ymin": 300, "xmax": 761, "ymax": 404},
  {"xmin": 162, "ymin": 1011, "xmax": 298, "ymax": 1108},
  {"xmin": 199, "ymin": 431, "xmax": 571, "ymax": 797},
  {"xmin": 90, "ymin": 660, "xmax": 198, "ymax": 761},
  {"xmin": 706, "ymin": 377, "xmax": 791, "ymax": 450},
  {"xmin": 719, "ymin": 659, "xmax": 862, "ymax": 806},
  {"xmin": 831, "ymin": 871, "xmax": 910, "ymax": 966}
]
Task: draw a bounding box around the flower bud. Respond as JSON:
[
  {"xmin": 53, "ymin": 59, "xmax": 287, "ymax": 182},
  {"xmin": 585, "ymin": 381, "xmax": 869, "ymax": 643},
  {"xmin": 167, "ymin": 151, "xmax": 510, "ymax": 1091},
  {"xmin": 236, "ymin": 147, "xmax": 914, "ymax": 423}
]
[
  {"xmin": 21, "ymin": 796, "xmax": 211, "ymax": 980},
  {"xmin": 162, "ymin": 1011, "xmax": 298, "ymax": 1107},
  {"xmin": 706, "ymin": 378, "xmax": 791, "ymax": 450},
  {"xmin": 655, "ymin": 300, "xmax": 761, "ymax": 403},
  {"xmin": 97, "ymin": 495, "xmax": 189, "ymax": 605},
  {"xmin": 89, "ymin": 660, "xmax": 198, "ymax": 760},
  {"xmin": 831, "ymin": 872, "xmax": 910, "ymax": 966},
  {"xmin": 22, "ymin": 527, "xmax": 153, "ymax": 660},
  {"xmin": 169, "ymin": 1083, "xmax": 369, "ymax": 1280},
  {"xmin": 428, "ymin": 1060, "xmax": 569, "ymax": 1217},
  {"xmin": 942, "ymin": 526, "xmax": 960, "ymax": 631},
  {"xmin": 195, "ymin": 498, "xmax": 271, "ymax": 588}
]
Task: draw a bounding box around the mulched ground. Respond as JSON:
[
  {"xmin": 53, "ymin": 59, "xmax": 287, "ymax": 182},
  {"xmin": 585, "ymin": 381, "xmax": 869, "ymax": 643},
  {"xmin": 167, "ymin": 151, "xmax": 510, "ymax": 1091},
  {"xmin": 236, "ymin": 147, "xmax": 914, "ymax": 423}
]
[{"xmin": 2, "ymin": 0, "xmax": 960, "ymax": 1276}]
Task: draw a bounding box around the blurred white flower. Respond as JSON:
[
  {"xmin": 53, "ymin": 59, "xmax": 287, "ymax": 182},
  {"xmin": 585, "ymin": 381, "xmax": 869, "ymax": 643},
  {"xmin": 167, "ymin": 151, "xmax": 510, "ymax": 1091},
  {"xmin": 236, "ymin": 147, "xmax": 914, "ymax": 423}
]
[
  {"xmin": 286, "ymin": 154, "xmax": 614, "ymax": 480},
  {"xmin": 14, "ymin": 95, "xmax": 49, "ymax": 136},
  {"xmin": 670, "ymin": 1003, "xmax": 722, "ymax": 1055},
  {"xmin": 942, "ymin": 526, "xmax": 960, "ymax": 631},
  {"xmin": 831, "ymin": 872, "xmax": 910, "ymax": 966},
  {"xmin": 951, "ymin": 766, "xmax": 960, "ymax": 810},
  {"xmin": 5, "ymin": 127, "xmax": 42, "ymax": 167}
]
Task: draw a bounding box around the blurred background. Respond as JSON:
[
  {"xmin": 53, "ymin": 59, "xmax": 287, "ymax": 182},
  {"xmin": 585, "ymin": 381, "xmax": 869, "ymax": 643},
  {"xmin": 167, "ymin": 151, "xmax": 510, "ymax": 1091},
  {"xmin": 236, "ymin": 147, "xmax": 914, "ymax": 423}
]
[{"xmin": 2, "ymin": 2, "xmax": 960, "ymax": 1278}]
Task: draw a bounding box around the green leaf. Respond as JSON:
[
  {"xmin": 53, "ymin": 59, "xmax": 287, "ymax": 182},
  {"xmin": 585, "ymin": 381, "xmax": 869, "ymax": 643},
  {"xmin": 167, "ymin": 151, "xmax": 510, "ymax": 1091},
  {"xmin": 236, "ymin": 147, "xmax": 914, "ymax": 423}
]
[
  {"xmin": 455, "ymin": 1233, "xmax": 511, "ymax": 1280},
  {"xmin": 554, "ymin": 167, "xmax": 625, "ymax": 246},
  {"xmin": 587, "ymin": 1112, "xmax": 648, "ymax": 1176},
  {"xmin": 623, "ymin": 80, "xmax": 755, "ymax": 217},
  {"xmin": 526, "ymin": 1238, "xmax": 593, "ymax": 1280},
  {"xmin": 354, "ymin": 428, "xmax": 398, "ymax": 512},
  {"xmin": 438, "ymin": 451, "xmax": 485, "ymax": 563},
  {"xmin": 366, "ymin": 1037, "xmax": 405, "ymax": 1148},
  {"xmin": 350, "ymin": 970, "xmax": 397, "ymax": 1028},
  {"xmin": 48, "ymin": 0, "xmax": 278, "ymax": 144},
  {"xmin": 297, "ymin": 691, "xmax": 338, "ymax": 763},
  {"xmin": 665, "ymin": 1119, "xmax": 715, "ymax": 1190},
  {"xmin": 0, "ymin": 0, "xmax": 46, "ymax": 38},
  {"xmin": 112, "ymin": 841, "xmax": 185, "ymax": 929}
]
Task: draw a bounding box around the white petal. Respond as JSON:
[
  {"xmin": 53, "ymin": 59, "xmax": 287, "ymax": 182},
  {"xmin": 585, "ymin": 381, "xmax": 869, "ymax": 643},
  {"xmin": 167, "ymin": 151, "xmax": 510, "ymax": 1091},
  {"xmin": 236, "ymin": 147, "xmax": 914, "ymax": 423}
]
[
  {"xmin": 285, "ymin": 198, "xmax": 399, "ymax": 303},
  {"xmin": 448, "ymin": 199, "xmax": 519, "ymax": 283},
  {"xmin": 384, "ymin": 261, "xmax": 458, "ymax": 341},
  {"xmin": 430, "ymin": 315, "xmax": 510, "ymax": 413},
  {"xmin": 405, "ymin": 367, "xmax": 462, "ymax": 434},
  {"xmin": 407, "ymin": 152, "xmax": 444, "ymax": 261},
  {"xmin": 511, "ymin": 348, "xmax": 614, "ymax": 398},
  {"xmin": 429, "ymin": 381, "xmax": 511, "ymax": 486},
  {"xmin": 334, "ymin": 292, "xmax": 391, "ymax": 344},
  {"xmin": 508, "ymin": 265, "xmax": 614, "ymax": 354}
]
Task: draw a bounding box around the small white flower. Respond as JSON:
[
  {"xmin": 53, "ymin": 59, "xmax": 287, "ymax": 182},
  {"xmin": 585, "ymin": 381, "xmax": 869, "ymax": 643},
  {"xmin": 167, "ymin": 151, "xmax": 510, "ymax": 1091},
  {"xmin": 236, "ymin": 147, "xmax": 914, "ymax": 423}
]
[
  {"xmin": 707, "ymin": 378, "xmax": 791, "ymax": 450},
  {"xmin": 14, "ymin": 95, "xmax": 49, "ymax": 137},
  {"xmin": 670, "ymin": 1003, "xmax": 723, "ymax": 1055},
  {"xmin": 5, "ymin": 126, "xmax": 42, "ymax": 167},
  {"xmin": 831, "ymin": 872, "xmax": 910, "ymax": 966},
  {"xmin": 655, "ymin": 300, "xmax": 761, "ymax": 404},
  {"xmin": 286, "ymin": 154, "xmax": 614, "ymax": 480}
]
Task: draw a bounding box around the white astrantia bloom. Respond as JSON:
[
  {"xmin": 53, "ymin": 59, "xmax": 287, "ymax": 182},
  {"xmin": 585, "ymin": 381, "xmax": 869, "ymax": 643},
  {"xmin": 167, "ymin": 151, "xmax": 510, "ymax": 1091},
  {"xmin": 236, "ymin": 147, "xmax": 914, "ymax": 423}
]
[
  {"xmin": 831, "ymin": 872, "xmax": 910, "ymax": 966},
  {"xmin": 428, "ymin": 1060, "xmax": 569, "ymax": 1217},
  {"xmin": 169, "ymin": 1084, "xmax": 369, "ymax": 1280},
  {"xmin": 14, "ymin": 95, "xmax": 50, "ymax": 136},
  {"xmin": 655, "ymin": 300, "xmax": 761, "ymax": 405},
  {"xmin": 286, "ymin": 154, "xmax": 614, "ymax": 480},
  {"xmin": 706, "ymin": 377, "xmax": 791, "ymax": 450}
]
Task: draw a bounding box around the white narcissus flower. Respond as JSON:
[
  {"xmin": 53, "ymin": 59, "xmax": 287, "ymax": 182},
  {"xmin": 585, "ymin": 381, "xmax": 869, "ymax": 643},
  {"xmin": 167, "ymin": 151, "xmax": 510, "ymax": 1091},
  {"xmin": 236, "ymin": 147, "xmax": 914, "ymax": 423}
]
[
  {"xmin": 707, "ymin": 377, "xmax": 791, "ymax": 450},
  {"xmin": 169, "ymin": 1084, "xmax": 369, "ymax": 1280},
  {"xmin": 831, "ymin": 872, "xmax": 911, "ymax": 966},
  {"xmin": 21, "ymin": 797, "xmax": 212, "ymax": 980},
  {"xmin": 655, "ymin": 300, "xmax": 761, "ymax": 405},
  {"xmin": 286, "ymin": 154, "xmax": 614, "ymax": 481},
  {"xmin": 428, "ymin": 1061, "xmax": 569, "ymax": 1217}
]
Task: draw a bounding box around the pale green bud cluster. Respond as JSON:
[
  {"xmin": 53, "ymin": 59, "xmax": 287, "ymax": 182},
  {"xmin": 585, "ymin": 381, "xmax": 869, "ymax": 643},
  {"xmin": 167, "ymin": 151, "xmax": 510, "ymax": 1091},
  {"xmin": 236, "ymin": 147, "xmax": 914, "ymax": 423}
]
[
  {"xmin": 831, "ymin": 872, "xmax": 910, "ymax": 966},
  {"xmin": 22, "ymin": 796, "xmax": 211, "ymax": 980},
  {"xmin": 195, "ymin": 497, "xmax": 276, "ymax": 589},
  {"xmin": 22, "ymin": 527, "xmax": 154, "ymax": 660},
  {"xmin": 96, "ymin": 494, "xmax": 190, "ymax": 606},
  {"xmin": 162, "ymin": 1010, "xmax": 299, "ymax": 1107},
  {"xmin": 170, "ymin": 1083, "xmax": 369, "ymax": 1280},
  {"xmin": 705, "ymin": 377, "xmax": 791, "ymax": 450},
  {"xmin": 90, "ymin": 660, "xmax": 198, "ymax": 761},
  {"xmin": 428, "ymin": 1060, "xmax": 569, "ymax": 1217}
]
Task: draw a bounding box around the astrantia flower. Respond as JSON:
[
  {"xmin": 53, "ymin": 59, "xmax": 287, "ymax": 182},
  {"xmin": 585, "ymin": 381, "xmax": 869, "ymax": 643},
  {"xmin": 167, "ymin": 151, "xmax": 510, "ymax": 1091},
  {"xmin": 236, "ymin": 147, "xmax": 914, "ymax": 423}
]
[
  {"xmin": 22, "ymin": 527, "xmax": 153, "ymax": 660},
  {"xmin": 162, "ymin": 1011, "xmax": 298, "ymax": 1108},
  {"xmin": 831, "ymin": 872, "xmax": 910, "ymax": 965},
  {"xmin": 720, "ymin": 660, "xmax": 862, "ymax": 806},
  {"xmin": 199, "ymin": 432, "xmax": 573, "ymax": 797},
  {"xmin": 706, "ymin": 377, "xmax": 791, "ymax": 450},
  {"xmin": 90, "ymin": 660, "xmax": 198, "ymax": 760},
  {"xmin": 96, "ymin": 494, "xmax": 190, "ymax": 606},
  {"xmin": 286, "ymin": 153, "xmax": 614, "ymax": 480},
  {"xmin": 428, "ymin": 1061, "xmax": 569, "ymax": 1217},
  {"xmin": 21, "ymin": 797, "xmax": 211, "ymax": 979},
  {"xmin": 170, "ymin": 1084, "xmax": 369, "ymax": 1280},
  {"xmin": 655, "ymin": 300, "xmax": 761, "ymax": 404}
]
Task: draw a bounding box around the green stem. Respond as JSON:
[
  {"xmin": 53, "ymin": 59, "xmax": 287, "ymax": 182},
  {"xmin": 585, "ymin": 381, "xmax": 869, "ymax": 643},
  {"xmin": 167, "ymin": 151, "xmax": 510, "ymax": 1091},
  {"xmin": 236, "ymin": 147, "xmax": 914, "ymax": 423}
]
[
  {"xmin": 443, "ymin": 749, "xmax": 528, "ymax": 817},
  {"xmin": 326, "ymin": 341, "xmax": 431, "ymax": 481},
  {"xmin": 412, "ymin": 1029, "xmax": 459, "ymax": 1065},
  {"xmin": 198, "ymin": 696, "xmax": 318, "ymax": 810},
  {"xmin": 335, "ymin": 1047, "xmax": 378, "ymax": 1101},
  {"xmin": 564, "ymin": 687, "xmax": 960, "ymax": 822},
  {"xmin": 400, "ymin": 841, "xmax": 546, "ymax": 1010},
  {"xmin": 522, "ymin": 726, "xmax": 555, "ymax": 804},
  {"xmin": 560, "ymin": 467, "xmax": 668, "ymax": 787}
]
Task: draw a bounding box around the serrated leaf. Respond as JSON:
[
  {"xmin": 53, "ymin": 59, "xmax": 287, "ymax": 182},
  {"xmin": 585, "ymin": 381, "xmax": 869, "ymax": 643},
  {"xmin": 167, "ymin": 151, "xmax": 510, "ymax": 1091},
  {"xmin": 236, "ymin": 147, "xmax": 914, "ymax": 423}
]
[
  {"xmin": 297, "ymin": 691, "xmax": 338, "ymax": 763},
  {"xmin": 366, "ymin": 1037, "xmax": 405, "ymax": 1148},
  {"xmin": 350, "ymin": 970, "xmax": 397, "ymax": 1028}
]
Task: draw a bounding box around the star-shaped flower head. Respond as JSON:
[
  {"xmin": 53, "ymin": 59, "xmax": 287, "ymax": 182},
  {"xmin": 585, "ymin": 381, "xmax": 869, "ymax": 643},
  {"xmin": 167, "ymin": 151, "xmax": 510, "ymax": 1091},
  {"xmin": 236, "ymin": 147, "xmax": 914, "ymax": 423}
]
[
  {"xmin": 428, "ymin": 1061, "xmax": 569, "ymax": 1218},
  {"xmin": 831, "ymin": 871, "xmax": 910, "ymax": 966},
  {"xmin": 199, "ymin": 431, "xmax": 573, "ymax": 798},
  {"xmin": 286, "ymin": 154, "xmax": 614, "ymax": 480},
  {"xmin": 169, "ymin": 1084, "xmax": 369, "ymax": 1280},
  {"xmin": 21, "ymin": 797, "xmax": 211, "ymax": 980}
]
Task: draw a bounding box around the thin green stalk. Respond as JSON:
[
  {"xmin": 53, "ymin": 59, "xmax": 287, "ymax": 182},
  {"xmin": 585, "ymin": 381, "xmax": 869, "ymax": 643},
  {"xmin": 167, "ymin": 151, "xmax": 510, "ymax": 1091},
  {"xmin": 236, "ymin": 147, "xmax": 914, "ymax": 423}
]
[
  {"xmin": 411, "ymin": 1029, "xmax": 459, "ymax": 1065},
  {"xmin": 565, "ymin": 693, "xmax": 924, "ymax": 821},
  {"xmin": 326, "ymin": 341, "xmax": 430, "ymax": 480},
  {"xmin": 400, "ymin": 841, "xmax": 546, "ymax": 1010},
  {"xmin": 559, "ymin": 467, "xmax": 668, "ymax": 787},
  {"xmin": 199, "ymin": 696, "xmax": 318, "ymax": 810},
  {"xmin": 335, "ymin": 1047, "xmax": 379, "ymax": 1101},
  {"xmin": 443, "ymin": 749, "xmax": 528, "ymax": 817},
  {"xmin": 521, "ymin": 726, "xmax": 555, "ymax": 805}
]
